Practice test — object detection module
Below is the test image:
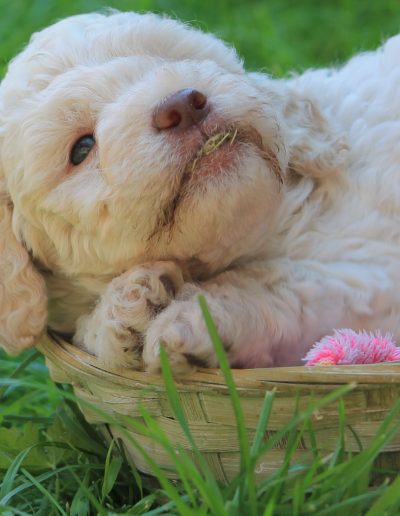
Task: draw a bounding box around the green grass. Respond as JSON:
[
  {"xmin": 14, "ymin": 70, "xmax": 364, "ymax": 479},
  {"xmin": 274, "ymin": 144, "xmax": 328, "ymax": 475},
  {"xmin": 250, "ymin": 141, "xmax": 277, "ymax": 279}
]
[
  {"xmin": 1, "ymin": 297, "xmax": 400, "ymax": 514},
  {"xmin": 2, "ymin": 1, "xmax": 400, "ymax": 513},
  {"xmin": 1, "ymin": 0, "xmax": 400, "ymax": 76}
]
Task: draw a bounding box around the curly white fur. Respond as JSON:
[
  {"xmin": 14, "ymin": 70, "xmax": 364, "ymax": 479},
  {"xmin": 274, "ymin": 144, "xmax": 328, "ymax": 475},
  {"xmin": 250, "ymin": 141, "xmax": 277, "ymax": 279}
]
[{"xmin": 1, "ymin": 11, "xmax": 400, "ymax": 373}]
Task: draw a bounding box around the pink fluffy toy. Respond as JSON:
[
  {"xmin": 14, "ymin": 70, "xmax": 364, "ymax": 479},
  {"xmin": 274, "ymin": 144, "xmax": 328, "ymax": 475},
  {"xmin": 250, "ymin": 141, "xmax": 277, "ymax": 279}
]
[{"xmin": 303, "ymin": 329, "xmax": 400, "ymax": 366}]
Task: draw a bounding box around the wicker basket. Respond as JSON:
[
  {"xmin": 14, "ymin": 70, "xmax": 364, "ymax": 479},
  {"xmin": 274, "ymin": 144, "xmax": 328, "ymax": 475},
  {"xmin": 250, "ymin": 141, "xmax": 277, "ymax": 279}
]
[{"xmin": 38, "ymin": 333, "xmax": 400, "ymax": 483}]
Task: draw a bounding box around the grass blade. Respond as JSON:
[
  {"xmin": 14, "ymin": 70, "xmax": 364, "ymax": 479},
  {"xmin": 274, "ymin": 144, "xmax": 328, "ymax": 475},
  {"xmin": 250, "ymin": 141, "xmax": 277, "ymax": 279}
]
[
  {"xmin": 20, "ymin": 468, "xmax": 67, "ymax": 516},
  {"xmin": 0, "ymin": 445, "xmax": 37, "ymax": 502},
  {"xmin": 0, "ymin": 350, "xmax": 41, "ymax": 400},
  {"xmin": 0, "ymin": 464, "xmax": 104, "ymax": 507},
  {"xmin": 159, "ymin": 345, "xmax": 226, "ymax": 514},
  {"xmin": 257, "ymin": 383, "xmax": 356, "ymax": 458},
  {"xmin": 366, "ymin": 475, "xmax": 400, "ymax": 516},
  {"xmin": 101, "ymin": 438, "xmax": 123, "ymax": 503},
  {"xmin": 198, "ymin": 294, "xmax": 257, "ymax": 515},
  {"xmin": 250, "ymin": 389, "xmax": 276, "ymax": 460}
]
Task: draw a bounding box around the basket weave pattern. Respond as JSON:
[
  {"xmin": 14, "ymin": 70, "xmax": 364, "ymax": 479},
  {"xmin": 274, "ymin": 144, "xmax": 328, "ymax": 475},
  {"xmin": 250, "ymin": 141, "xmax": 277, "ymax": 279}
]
[{"xmin": 38, "ymin": 334, "xmax": 400, "ymax": 482}]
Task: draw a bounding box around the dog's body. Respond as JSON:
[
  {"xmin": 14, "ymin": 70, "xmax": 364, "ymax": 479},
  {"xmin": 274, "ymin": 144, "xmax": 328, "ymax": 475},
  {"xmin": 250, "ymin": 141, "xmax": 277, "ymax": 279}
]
[{"xmin": 1, "ymin": 12, "xmax": 400, "ymax": 372}]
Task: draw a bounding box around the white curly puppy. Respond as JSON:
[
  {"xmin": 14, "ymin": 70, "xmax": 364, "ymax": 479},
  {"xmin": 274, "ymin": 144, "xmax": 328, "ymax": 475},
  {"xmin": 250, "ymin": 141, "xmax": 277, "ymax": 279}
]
[{"xmin": 1, "ymin": 11, "xmax": 399, "ymax": 373}]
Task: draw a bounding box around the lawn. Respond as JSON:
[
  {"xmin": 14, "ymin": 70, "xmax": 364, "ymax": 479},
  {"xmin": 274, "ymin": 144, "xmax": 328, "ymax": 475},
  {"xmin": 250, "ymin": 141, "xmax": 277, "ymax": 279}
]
[
  {"xmin": 2, "ymin": 0, "xmax": 400, "ymax": 76},
  {"xmin": 1, "ymin": 1, "xmax": 400, "ymax": 514}
]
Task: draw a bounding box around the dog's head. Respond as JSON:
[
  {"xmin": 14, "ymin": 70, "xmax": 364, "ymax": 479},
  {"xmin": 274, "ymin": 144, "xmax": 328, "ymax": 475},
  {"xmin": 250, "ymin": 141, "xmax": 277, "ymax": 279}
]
[{"xmin": 0, "ymin": 11, "xmax": 346, "ymax": 354}]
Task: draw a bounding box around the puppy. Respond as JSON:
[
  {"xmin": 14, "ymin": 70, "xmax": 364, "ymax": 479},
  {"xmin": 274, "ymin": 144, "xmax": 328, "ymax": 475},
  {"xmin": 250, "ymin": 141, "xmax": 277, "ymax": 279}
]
[{"xmin": 1, "ymin": 11, "xmax": 399, "ymax": 374}]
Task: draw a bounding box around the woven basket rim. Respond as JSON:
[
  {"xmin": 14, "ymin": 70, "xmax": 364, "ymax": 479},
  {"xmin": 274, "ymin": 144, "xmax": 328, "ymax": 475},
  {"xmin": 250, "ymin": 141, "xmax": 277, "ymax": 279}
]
[{"xmin": 37, "ymin": 332, "xmax": 400, "ymax": 392}]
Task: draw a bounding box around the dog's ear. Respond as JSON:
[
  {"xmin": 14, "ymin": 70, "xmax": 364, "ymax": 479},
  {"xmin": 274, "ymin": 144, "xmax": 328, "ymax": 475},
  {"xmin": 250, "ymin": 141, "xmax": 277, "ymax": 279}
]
[
  {"xmin": 0, "ymin": 179, "xmax": 47, "ymax": 355},
  {"xmin": 284, "ymin": 92, "xmax": 349, "ymax": 180}
]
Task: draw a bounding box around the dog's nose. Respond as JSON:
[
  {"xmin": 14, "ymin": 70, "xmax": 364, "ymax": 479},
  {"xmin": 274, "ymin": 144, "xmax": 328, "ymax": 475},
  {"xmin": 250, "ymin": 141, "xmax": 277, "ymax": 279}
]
[{"xmin": 152, "ymin": 88, "xmax": 209, "ymax": 130}]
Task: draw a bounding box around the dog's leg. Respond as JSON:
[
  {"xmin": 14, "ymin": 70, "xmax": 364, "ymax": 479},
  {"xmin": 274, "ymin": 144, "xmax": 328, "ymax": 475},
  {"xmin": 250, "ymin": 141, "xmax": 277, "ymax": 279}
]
[
  {"xmin": 143, "ymin": 273, "xmax": 277, "ymax": 375},
  {"xmin": 74, "ymin": 261, "xmax": 184, "ymax": 369},
  {"xmin": 143, "ymin": 261, "xmax": 390, "ymax": 374}
]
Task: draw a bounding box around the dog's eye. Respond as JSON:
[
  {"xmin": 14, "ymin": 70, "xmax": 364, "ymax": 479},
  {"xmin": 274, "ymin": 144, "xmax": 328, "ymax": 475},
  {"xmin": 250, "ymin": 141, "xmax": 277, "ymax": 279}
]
[{"xmin": 70, "ymin": 135, "xmax": 95, "ymax": 165}]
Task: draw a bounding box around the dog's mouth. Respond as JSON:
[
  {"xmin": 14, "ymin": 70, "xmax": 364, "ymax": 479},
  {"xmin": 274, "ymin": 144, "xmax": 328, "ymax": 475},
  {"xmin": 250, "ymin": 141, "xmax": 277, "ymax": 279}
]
[
  {"xmin": 188, "ymin": 129, "xmax": 239, "ymax": 174},
  {"xmin": 186, "ymin": 126, "xmax": 283, "ymax": 183}
]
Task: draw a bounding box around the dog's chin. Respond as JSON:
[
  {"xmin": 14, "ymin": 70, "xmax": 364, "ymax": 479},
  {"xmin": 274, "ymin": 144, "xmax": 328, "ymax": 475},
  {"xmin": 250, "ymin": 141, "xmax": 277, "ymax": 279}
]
[{"xmin": 145, "ymin": 123, "xmax": 283, "ymax": 248}]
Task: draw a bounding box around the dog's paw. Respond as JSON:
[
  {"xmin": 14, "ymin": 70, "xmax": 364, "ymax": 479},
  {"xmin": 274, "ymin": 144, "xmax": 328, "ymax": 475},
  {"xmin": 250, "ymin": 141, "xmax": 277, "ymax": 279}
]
[
  {"xmin": 76, "ymin": 261, "xmax": 184, "ymax": 369},
  {"xmin": 108, "ymin": 261, "xmax": 184, "ymax": 330},
  {"xmin": 143, "ymin": 298, "xmax": 221, "ymax": 375}
]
